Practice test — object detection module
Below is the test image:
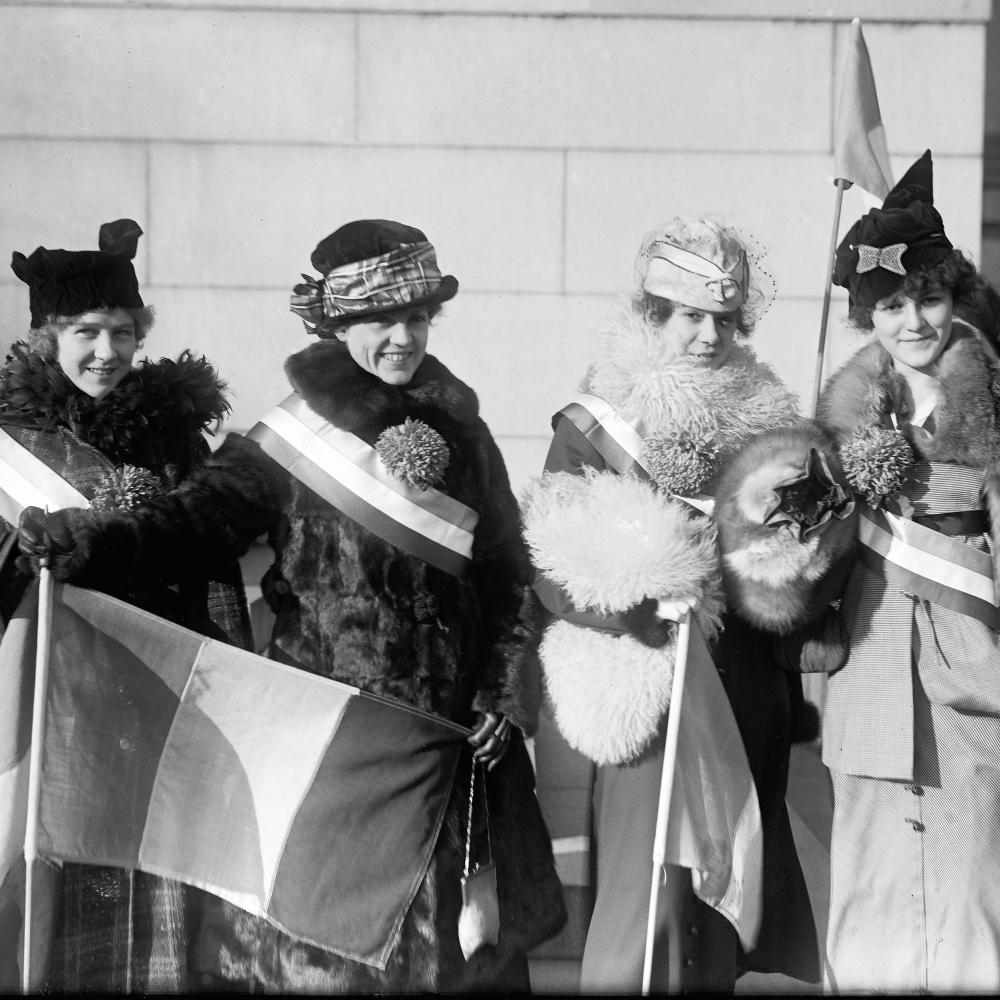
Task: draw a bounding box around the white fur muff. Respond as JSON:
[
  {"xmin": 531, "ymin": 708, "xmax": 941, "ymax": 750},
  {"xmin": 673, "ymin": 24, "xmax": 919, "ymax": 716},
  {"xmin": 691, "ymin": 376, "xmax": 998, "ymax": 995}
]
[{"xmin": 522, "ymin": 468, "xmax": 723, "ymax": 764}]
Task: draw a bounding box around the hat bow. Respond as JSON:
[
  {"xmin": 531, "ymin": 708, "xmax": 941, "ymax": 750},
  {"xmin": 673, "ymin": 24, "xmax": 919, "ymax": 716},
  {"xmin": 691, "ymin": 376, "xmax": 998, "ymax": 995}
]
[{"xmin": 855, "ymin": 242, "xmax": 907, "ymax": 276}]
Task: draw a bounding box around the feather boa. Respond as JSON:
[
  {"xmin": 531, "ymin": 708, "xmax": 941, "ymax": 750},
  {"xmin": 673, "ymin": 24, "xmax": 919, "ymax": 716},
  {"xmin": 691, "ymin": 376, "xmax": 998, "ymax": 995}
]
[
  {"xmin": 583, "ymin": 299, "xmax": 802, "ymax": 466},
  {"xmin": 0, "ymin": 342, "xmax": 229, "ymax": 467}
]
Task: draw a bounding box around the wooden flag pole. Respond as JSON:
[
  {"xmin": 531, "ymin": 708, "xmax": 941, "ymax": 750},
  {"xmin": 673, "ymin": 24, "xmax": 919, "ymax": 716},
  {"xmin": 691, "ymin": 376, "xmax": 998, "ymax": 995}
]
[
  {"xmin": 641, "ymin": 611, "xmax": 691, "ymax": 996},
  {"xmin": 811, "ymin": 177, "xmax": 853, "ymax": 419},
  {"xmin": 21, "ymin": 564, "xmax": 53, "ymax": 994}
]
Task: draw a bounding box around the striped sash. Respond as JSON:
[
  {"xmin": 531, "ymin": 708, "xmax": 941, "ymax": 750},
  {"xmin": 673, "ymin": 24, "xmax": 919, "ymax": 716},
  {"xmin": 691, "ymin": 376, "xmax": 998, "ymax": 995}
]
[
  {"xmin": 247, "ymin": 394, "xmax": 478, "ymax": 577},
  {"xmin": 557, "ymin": 393, "xmax": 715, "ymax": 516},
  {"xmin": 858, "ymin": 504, "xmax": 998, "ymax": 629},
  {"xmin": 0, "ymin": 427, "xmax": 90, "ymax": 526}
]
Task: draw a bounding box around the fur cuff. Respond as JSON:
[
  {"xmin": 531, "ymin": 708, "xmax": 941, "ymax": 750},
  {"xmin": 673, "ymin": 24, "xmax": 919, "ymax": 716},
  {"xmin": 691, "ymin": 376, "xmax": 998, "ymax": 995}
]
[
  {"xmin": 539, "ymin": 619, "xmax": 676, "ymax": 765},
  {"xmin": 521, "ymin": 468, "xmax": 723, "ymax": 625}
]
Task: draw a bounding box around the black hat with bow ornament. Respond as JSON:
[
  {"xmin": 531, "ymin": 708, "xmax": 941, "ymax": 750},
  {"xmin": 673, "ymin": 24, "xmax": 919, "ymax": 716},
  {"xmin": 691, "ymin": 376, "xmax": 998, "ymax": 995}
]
[{"xmin": 832, "ymin": 150, "xmax": 953, "ymax": 309}]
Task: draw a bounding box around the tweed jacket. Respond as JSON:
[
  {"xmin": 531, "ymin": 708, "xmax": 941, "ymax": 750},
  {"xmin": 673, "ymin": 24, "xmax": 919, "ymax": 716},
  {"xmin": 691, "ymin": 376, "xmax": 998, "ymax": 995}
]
[{"xmin": 817, "ymin": 322, "xmax": 1000, "ymax": 779}]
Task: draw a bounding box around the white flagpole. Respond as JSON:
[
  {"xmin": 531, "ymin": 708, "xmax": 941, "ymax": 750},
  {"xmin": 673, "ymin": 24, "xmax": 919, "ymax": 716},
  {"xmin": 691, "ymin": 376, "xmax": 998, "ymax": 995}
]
[
  {"xmin": 811, "ymin": 177, "xmax": 852, "ymax": 419},
  {"xmin": 641, "ymin": 611, "xmax": 691, "ymax": 996},
  {"xmin": 21, "ymin": 564, "xmax": 54, "ymax": 994}
]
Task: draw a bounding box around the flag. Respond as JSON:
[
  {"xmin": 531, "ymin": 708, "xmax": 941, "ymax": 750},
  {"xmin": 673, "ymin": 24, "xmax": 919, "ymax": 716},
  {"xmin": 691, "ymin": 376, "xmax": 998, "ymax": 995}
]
[
  {"xmin": 834, "ymin": 18, "xmax": 893, "ymax": 200},
  {"xmin": 0, "ymin": 582, "xmax": 469, "ymax": 971},
  {"xmin": 664, "ymin": 619, "xmax": 762, "ymax": 949},
  {"xmin": 534, "ymin": 618, "xmax": 762, "ymax": 958}
]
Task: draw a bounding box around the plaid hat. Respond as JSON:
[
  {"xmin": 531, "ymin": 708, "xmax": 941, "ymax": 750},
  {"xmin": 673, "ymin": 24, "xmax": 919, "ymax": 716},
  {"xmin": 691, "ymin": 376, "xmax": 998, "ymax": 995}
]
[
  {"xmin": 634, "ymin": 217, "xmax": 749, "ymax": 314},
  {"xmin": 290, "ymin": 219, "xmax": 458, "ymax": 335},
  {"xmin": 11, "ymin": 219, "xmax": 144, "ymax": 328},
  {"xmin": 833, "ymin": 150, "xmax": 953, "ymax": 308}
]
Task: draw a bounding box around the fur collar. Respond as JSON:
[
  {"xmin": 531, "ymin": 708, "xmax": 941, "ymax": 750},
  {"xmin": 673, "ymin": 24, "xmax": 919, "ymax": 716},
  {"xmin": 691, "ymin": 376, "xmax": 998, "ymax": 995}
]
[
  {"xmin": 818, "ymin": 321, "xmax": 1000, "ymax": 467},
  {"xmin": 284, "ymin": 339, "xmax": 480, "ymax": 442},
  {"xmin": 0, "ymin": 342, "xmax": 229, "ymax": 465},
  {"xmin": 582, "ymin": 298, "xmax": 801, "ymax": 458}
]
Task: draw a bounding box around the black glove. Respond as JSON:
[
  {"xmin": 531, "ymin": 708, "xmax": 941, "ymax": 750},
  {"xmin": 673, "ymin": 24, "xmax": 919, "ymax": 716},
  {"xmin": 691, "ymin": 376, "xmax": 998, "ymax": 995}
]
[
  {"xmin": 16, "ymin": 505, "xmax": 139, "ymax": 588},
  {"xmin": 17, "ymin": 506, "xmax": 76, "ymax": 575},
  {"xmin": 621, "ymin": 596, "xmax": 675, "ymax": 649}
]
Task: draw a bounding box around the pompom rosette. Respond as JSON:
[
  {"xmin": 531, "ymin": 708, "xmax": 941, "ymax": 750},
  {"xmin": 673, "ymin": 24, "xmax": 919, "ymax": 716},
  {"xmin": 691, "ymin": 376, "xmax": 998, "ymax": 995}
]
[
  {"xmin": 839, "ymin": 425, "xmax": 915, "ymax": 509},
  {"xmin": 521, "ymin": 468, "xmax": 724, "ymax": 765},
  {"xmin": 375, "ymin": 417, "xmax": 450, "ymax": 490},
  {"xmin": 90, "ymin": 464, "xmax": 165, "ymax": 512},
  {"xmin": 643, "ymin": 430, "xmax": 719, "ymax": 496}
]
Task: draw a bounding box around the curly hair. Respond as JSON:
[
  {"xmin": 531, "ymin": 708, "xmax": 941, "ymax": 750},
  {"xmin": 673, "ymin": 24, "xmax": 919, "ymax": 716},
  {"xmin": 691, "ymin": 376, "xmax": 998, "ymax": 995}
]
[
  {"xmin": 848, "ymin": 249, "xmax": 984, "ymax": 330},
  {"xmin": 632, "ymin": 290, "xmax": 753, "ymax": 336},
  {"xmin": 24, "ymin": 304, "xmax": 155, "ymax": 359}
]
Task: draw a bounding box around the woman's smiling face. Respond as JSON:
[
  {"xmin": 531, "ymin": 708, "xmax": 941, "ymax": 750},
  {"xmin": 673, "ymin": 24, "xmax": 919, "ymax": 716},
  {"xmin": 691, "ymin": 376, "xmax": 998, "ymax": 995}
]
[
  {"xmin": 56, "ymin": 308, "xmax": 140, "ymax": 400},
  {"xmin": 870, "ymin": 286, "xmax": 954, "ymax": 372},
  {"xmin": 335, "ymin": 306, "xmax": 431, "ymax": 385}
]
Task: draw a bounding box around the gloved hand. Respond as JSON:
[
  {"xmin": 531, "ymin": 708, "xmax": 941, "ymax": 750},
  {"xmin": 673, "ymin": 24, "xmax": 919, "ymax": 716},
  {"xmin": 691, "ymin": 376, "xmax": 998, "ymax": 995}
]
[
  {"xmin": 17, "ymin": 506, "xmax": 76, "ymax": 575},
  {"xmin": 468, "ymin": 712, "xmax": 514, "ymax": 772},
  {"xmin": 16, "ymin": 505, "xmax": 139, "ymax": 588},
  {"xmin": 622, "ymin": 596, "xmax": 676, "ymax": 648}
]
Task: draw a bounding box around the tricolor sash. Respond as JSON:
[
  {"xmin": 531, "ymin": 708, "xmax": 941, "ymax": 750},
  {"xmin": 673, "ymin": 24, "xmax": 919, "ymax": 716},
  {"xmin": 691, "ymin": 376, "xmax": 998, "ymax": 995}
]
[
  {"xmin": 0, "ymin": 427, "xmax": 90, "ymax": 526},
  {"xmin": 858, "ymin": 504, "xmax": 999, "ymax": 629},
  {"xmin": 247, "ymin": 395, "xmax": 478, "ymax": 577},
  {"xmin": 557, "ymin": 393, "xmax": 715, "ymax": 516}
]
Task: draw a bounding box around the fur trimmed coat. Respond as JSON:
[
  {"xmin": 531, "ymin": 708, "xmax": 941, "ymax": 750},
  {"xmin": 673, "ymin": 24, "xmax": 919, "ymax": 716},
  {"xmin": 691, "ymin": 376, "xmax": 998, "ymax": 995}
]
[
  {"xmin": 525, "ymin": 301, "xmax": 820, "ymax": 987},
  {"xmin": 0, "ymin": 342, "xmax": 253, "ymax": 993},
  {"xmin": 46, "ymin": 339, "xmax": 565, "ymax": 992}
]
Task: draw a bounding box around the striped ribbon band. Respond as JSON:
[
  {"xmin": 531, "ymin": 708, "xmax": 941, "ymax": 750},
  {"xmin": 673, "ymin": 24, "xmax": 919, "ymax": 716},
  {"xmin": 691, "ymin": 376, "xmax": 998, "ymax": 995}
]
[
  {"xmin": 557, "ymin": 393, "xmax": 715, "ymax": 517},
  {"xmin": 858, "ymin": 504, "xmax": 998, "ymax": 629},
  {"xmin": 0, "ymin": 427, "xmax": 90, "ymax": 525},
  {"xmin": 247, "ymin": 395, "xmax": 478, "ymax": 577}
]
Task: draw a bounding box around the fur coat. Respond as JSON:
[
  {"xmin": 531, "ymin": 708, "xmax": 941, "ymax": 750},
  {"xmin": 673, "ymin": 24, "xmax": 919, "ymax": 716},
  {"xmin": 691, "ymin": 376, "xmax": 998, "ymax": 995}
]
[
  {"xmin": 46, "ymin": 338, "xmax": 565, "ymax": 992},
  {"xmin": 0, "ymin": 342, "xmax": 252, "ymax": 993},
  {"xmin": 818, "ymin": 320, "xmax": 1000, "ymax": 559}
]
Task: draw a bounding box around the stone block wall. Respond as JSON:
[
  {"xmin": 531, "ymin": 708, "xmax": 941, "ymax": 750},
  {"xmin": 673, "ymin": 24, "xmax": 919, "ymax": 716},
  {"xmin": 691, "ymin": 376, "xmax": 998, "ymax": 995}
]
[{"xmin": 0, "ymin": 0, "xmax": 991, "ymax": 492}]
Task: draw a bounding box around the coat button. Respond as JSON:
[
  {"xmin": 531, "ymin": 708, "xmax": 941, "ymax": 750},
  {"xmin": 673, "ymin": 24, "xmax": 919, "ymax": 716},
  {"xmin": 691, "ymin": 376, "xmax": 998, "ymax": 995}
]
[
  {"xmin": 119, "ymin": 734, "xmax": 135, "ymax": 752},
  {"xmin": 910, "ymin": 784, "xmax": 924, "ymax": 796},
  {"xmin": 905, "ymin": 818, "xmax": 924, "ymax": 832},
  {"xmin": 683, "ymin": 957, "xmax": 695, "ymax": 968},
  {"xmin": 687, "ymin": 924, "xmax": 699, "ymax": 936}
]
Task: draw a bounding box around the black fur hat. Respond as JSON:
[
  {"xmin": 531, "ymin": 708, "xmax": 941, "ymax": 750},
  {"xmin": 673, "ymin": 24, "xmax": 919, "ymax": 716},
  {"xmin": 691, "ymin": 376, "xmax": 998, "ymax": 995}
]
[{"xmin": 11, "ymin": 219, "xmax": 144, "ymax": 328}]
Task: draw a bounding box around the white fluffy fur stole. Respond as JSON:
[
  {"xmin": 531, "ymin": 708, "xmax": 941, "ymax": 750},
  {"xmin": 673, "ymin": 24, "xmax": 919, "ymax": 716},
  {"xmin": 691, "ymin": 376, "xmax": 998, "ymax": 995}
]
[{"xmin": 584, "ymin": 299, "xmax": 801, "ymax": 463}]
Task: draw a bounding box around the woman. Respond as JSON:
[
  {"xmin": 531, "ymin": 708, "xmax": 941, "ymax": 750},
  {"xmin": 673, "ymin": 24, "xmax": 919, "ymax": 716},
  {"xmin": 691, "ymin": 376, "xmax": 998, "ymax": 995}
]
[
  {"xmin": 817, "ymin": 151, "xmax": 1000, "ymax": 993},
  {"xmin": 20, "ymin": 218, "xmax": 566, "ymax": 992},
  {"xmin": 522, "ymin": 216, "xmax": 831, "ymax": 992},
  {"xmin": 1, "ymin": 219, "xmax": 253, "ymax": 991}
]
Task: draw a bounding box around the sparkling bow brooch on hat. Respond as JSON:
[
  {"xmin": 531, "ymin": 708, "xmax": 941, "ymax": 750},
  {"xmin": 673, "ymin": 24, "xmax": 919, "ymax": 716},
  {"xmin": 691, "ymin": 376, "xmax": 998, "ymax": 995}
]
[{"xmin": 854, "ymin": 242, "xmax": 907, "ymax": 276}]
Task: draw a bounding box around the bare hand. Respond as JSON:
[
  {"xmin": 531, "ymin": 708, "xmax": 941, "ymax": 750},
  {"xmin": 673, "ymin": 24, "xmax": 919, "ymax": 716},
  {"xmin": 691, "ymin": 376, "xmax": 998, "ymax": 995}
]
[{"xmin": 468, "ymin": 711, "xmax": 513, "ymax": 771}]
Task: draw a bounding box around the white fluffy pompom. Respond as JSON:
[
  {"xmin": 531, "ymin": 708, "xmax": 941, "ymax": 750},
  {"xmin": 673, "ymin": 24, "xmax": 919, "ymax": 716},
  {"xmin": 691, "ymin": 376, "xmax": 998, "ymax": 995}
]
[
  {"xmin": 521, "ymin": 468, "xmax": 723, "ymax": 623},
  {"xmin": 540, "ymin": 620, "xmax": 675, "ymax": 765}
]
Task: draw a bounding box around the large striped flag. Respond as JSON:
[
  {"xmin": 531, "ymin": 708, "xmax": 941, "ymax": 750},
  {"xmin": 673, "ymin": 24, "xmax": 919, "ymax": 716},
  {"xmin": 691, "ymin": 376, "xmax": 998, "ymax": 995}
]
[
  {"xmin": 834, "ymin": 18, "xmax": 893, "ymax": 200},
  {"xmin": 0, "ymin": 582, "xmax": 469, "ymax": 973}
]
